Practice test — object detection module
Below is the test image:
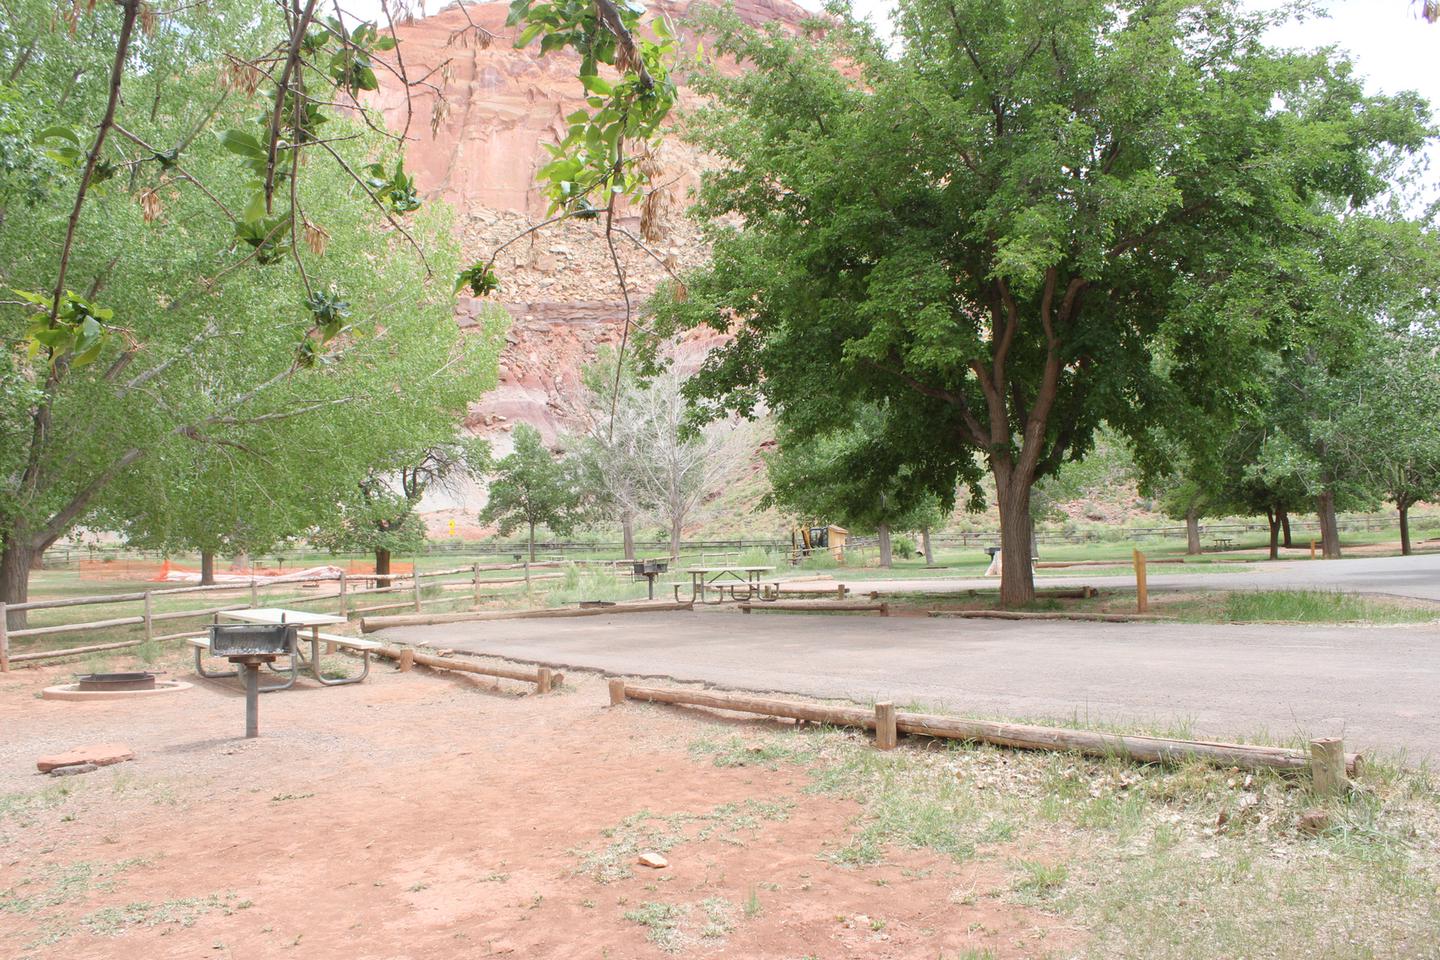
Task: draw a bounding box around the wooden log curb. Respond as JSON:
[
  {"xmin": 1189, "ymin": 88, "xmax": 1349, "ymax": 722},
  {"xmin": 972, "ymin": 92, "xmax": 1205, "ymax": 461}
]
[
  {"xmin": 374, "ymin": 645, "xmax": 561, "ymax": 692},
  {"xmin": 739, "ymin": 601, "xmax": 888, "ymax": 616},
  {"xmin": 361, "ymin": 600, "xmax": 694, "ymax": 633},
  {"xmin": 607, "ymin": 681, "xmax": 1361, "ymax": 778},
  {"xmin": 928, "ymin": 610, "xmax": 1172, "ymax": 623}
]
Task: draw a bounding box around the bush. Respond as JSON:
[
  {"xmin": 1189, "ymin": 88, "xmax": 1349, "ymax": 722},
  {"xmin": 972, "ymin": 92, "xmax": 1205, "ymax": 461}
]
[{"xmin": 893, "ymin": 536, "xmax": 916, "ymax": 560}]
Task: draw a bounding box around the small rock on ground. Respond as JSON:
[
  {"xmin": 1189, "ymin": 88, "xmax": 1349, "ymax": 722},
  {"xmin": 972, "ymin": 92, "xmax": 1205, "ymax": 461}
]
[
  {"xmin": 48, "ymin": 763, "xmax": 99, "ymax": 777},
  {"xmin": 1298, "ymin": 809, "xmax": 1332, "ymax": 836},
  {"xmin": 636, "ymin": 852, "xmax": 668, "ymax": 869}
]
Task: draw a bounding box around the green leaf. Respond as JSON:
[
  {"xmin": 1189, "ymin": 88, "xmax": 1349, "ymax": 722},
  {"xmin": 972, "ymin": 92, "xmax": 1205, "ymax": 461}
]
[
  {"xmin": 216, "ymin": 129, "xmax": 266, "ymax": 159},
  {"xmin": 579, "ymin": 74, "xmax": 613, "ymax": 96}
]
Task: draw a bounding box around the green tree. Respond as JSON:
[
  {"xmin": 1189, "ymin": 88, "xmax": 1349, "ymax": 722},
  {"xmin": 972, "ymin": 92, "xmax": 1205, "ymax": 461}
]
[
  {"xmin": 0, "ymin": 0, "xmax": 661, "ymax": 626},
  {"xmin": 1340, "ymin": 335, "xmax": 1440, "ymax": 554},
  {"xmin": 647, "ymin": 0, "xmax": 1428, "ymax": 604},
  {"xmin": 765, "ymin": 405, "xmax": 952, "ymax": 568},
  {"xmin": 321, "ymin": 438, "xmax": 492, "ymax": 584},
  {"xmin": 479, "ymin": 425, "xmax": 584, "ymax": 561}
]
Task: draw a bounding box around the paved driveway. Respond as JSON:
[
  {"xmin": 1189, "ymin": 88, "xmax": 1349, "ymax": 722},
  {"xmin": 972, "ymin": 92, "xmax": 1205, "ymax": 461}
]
[{"xmin": 379, "ymin": 611, "xmax": 1439, "ymax": 759}]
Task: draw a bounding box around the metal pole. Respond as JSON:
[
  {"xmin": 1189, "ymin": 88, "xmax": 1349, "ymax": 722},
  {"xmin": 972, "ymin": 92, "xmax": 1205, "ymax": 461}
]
[
  {"xmin": 244, "ymin": 663, "xmax": 260, "ymax": 738},
  {"xmin": 142, "ymin": 590, "xmax": 153, "ymax": 642},
  {"xmin": 338, "ymin": 572, "xmax": 348, "ymax": 620},
  {"xmin": 412, "ymin": 565, "xmax": 422, "ymax": 612}
]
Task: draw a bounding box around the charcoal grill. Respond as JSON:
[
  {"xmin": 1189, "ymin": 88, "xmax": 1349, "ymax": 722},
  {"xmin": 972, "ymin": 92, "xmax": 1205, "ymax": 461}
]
[
  {"xmin": 209, "ymin": 623, "xmax": 296, "ymax": 738},
  {"xmin": 631, "ymin": 559, "xmax": 669, "ymax": 600},
  {"xmin": 76, "ymin": 672, "xmax": 157, "ymax": 692}
]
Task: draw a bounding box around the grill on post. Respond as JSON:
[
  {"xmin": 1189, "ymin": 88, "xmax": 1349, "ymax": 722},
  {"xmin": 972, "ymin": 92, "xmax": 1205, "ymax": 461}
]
[
  {"xmin": 209, "ymin": 624, "xmax": 295, "ymax": 738},
  {"xmin": 631, "ymin": 560, "xmax": 669, "ymax": 600}
]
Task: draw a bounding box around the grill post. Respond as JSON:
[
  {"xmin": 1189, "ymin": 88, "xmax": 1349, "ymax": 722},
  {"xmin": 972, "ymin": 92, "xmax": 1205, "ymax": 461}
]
[{"xmin": 244, "ymin": 662, "xmax": 260, "ymax": 738}]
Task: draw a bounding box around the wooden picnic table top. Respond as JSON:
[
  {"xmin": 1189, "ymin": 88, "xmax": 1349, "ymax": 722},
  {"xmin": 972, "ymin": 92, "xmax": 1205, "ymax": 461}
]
[
  {"xmin": 685, "ymin": 566, "xmax": 777, "ymax": 574},
  {"xmin": 218, "ymin": 607, "xmax": 346, "ymax": 627}
]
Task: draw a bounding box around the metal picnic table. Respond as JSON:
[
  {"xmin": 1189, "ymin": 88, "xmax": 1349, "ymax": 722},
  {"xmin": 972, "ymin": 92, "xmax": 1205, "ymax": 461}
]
[
  {"xmin": 196, "ymin": 608, "xmax": 367, "ymax": 689},
  {"xmin": 685, "ymin": 565, "xmax": 776, "ymax": 603}
]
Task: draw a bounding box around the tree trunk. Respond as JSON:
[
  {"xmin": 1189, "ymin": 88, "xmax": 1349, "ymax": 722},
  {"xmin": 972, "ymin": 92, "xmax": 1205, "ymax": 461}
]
[
  {"xmin": 1, "ymin": 531, "xmax": 32, "ymax": 630},
  {"xmin": 621, "ymin": 511, "xmax": 636, "ymax": 561},
  {"xmin": 528, "ymin": 521, "xmax": 537, "ymax": 563},
  {"xmin": 921, "ymin": 527, "xmax": 935, "ymax": 566},
  {"xmin": 877, "ymin": 523, "xmax": 893, "ymax": 568},
  {"xmin": 1279, "ymin": 508, "xmax": 1293, "ymax": 549},
  {"xmin": 1316, "ymin": 490, "xmax": 1342, "ymax": 559},
  {"xmin": 1266, "ymin": 507, "xmax": 1280, "ymax": 561},
  {"xmin": 199, "ymin": 549, "xmax": 216, "ymax": 586},
  {"xmin": 669, "ymin": 516, "xmax": 682, "ymax": 562},
  {"xmin": 28, "ymin": 549, "xmax": 45, "ymax": 571},
  {"xmin": 1185, "ymin": 506, "xmax": 1201, "ymax": 556},
  {"xmin": 1400, "ymin": 502, "xmax": 1412, "ymax": 556},
  {"xmin": 375, "ymin": 547, "xmax": 392, "ymax": 589},
  {"xmin": 994, "ymin": 463, "xmax": 1037, "ymax": 607}
]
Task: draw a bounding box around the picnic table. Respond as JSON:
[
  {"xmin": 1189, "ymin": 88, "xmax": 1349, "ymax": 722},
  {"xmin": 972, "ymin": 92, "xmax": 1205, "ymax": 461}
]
[
  {"xmin": 191, "ymin": 608, "xmax": 375, "ymax": 690},
  {"xmin": 1210, "ymin": 537, "xmax": 1234, "ymax": 552},
  {"xmin": 685, "ymin": 566, "xmax": 776, "ymax": 603}
]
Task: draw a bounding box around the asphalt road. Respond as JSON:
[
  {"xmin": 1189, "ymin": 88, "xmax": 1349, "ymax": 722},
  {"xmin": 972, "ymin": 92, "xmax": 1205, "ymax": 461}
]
[
  {"xmin": 380, "ymin": 610, "xmax": 1440, "ymax": 759},
  {"xmin": 841, "ymin": 552, "xmax": 1440, "ymax": 602}
]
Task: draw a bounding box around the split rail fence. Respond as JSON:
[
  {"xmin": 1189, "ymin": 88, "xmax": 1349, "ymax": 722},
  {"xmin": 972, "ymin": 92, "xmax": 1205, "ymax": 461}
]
[{"xmin": 1, "ymin": 559, "xmax": 587, "ymax": 672}]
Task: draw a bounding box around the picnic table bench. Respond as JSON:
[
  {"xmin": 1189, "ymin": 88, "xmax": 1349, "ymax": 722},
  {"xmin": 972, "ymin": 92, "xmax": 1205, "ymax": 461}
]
[
  {"xmin": 191, "ymin": 608, "xmax": 379, "ymax": 690},
  {"xmin": 1210, "ymin": 537, "xmax": 1235, "ymax": 552},
  {"xmin": 685, "ymin": 565, "xmax": 776, "ymax": 603}
]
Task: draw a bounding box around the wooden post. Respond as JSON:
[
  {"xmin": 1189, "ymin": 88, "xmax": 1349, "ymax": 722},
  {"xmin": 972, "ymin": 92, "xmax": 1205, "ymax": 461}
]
[
  {"xmin": 0, "ymin": 602, "xmax": 9, "ymax": 673},
  {"xmin": 142, "ymin": 590, "xmax": 153, "ymax": 642},
  {"xmin": 537, "ymin": 666, "xmax": 554, "ymax": 694},
  {"xmin": 1310, "ymin": 539, "xmax": 1318, "ymax": 560},
  {"xmin": 608, "ymin": 678, "xmax": 627, "ymax": 706},
  {"xmin": 875, "ymin": 702, "xmax": 897, "ymax": 750},
  {"xmin": 249, "ymin": 578, "xmax": 259, "ymax": 608},
  {"xmin": 472, "ymin": 563, "xmax": 482, "ymax": 603},
  {"xmin": 1310, "ymin": 737, "xmax": 1348, "ymax": 797},
  {"xmin": 398, "ymin": 647, "xmax": 415, "ymax": 672},
  {"xmin": 338, "ymin": 572, "xmax": 348, "ymax": 620},
  {"xmin": 880, "ymin": 602, "xmax": 890, "ymax": 617},
  {"xmin": 412, "ymin": 567, "xmax": 422, "ymax": 613},
  {"xmin": 1133, "ymin": 549, "xmax": 1148, "ymax": 613}
]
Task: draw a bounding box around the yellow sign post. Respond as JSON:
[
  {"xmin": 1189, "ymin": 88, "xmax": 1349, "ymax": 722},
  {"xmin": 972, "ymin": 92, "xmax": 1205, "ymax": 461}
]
[{"xmin": 1133, "ymin": 549, "xmax": 1148, "ymax": 613}]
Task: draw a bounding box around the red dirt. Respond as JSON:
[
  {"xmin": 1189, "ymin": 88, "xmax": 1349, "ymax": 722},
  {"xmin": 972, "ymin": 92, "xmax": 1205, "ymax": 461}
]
[{"xmin": 0, "ymin": 656, "xmax": 1073, "ymax": 958}]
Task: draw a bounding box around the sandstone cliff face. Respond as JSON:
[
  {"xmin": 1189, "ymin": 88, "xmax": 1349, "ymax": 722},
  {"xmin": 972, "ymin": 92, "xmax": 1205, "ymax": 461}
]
[{"xmin": 376, "ymin": 0, "xmax": 808, "ymax": 454}]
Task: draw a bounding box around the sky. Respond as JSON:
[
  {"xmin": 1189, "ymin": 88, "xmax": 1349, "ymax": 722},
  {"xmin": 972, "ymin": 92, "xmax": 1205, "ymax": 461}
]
[{"xmin": 836, "ymin": 0, "xmax": 1438, "ymax": 108}]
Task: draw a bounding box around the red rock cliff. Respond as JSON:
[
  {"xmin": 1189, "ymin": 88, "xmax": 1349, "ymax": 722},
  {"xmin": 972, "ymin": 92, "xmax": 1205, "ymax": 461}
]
[{"xmin": 375, "ymin": 0, "xmax": 811, "ymax": 449}]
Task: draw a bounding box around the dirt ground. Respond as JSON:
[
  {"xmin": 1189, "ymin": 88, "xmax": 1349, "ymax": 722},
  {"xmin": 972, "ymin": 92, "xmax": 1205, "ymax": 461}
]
[{"xmin": 0, "ymin": 653, "xmax": 1073, "ymax": 960}]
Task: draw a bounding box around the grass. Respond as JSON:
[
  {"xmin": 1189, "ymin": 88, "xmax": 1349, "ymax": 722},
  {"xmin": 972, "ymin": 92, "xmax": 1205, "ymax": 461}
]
[
  {"xmin": 909, "ymin": 588, "xmax": 1440, "ymax": 625},
  {"xmin": 623, "ymin": 901, "xmax": 688, "ymax": 952},
  {"xmin": 574, "ymin": 798, "xmax": 794, "ymax": 884},
  {"xmin": 685, "ymin": 723, "xmax": 1440, "ymax": 960}
]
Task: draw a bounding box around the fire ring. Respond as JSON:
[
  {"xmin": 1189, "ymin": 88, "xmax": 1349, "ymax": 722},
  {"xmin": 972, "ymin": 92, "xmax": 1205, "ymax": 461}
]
[{"xmin": 41, "ymin": 680, "xmax": 193, "ymax": 701}]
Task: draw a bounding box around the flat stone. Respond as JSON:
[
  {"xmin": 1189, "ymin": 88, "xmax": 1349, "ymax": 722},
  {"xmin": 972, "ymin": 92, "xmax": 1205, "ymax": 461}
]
[
  {"xmin": 636, "ymin": 852, "xmax": 668, "ymax": 869},
  {"xmin": 36, "ymin": 742, "xmax": 135, "ymax": 773},
  {"xmin": 49, "ymin": 763, "xmax": 99, "ymax": 777}
]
